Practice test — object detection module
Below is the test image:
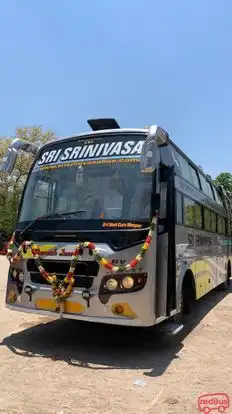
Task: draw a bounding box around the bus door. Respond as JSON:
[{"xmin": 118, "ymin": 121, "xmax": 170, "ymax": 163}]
[{"xmin": 155, "ymin": 165, "xmax": 176, "ymax": 318}]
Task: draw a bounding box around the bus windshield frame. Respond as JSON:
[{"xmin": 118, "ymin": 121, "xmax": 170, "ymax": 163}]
[{"xmin": 17, "ymin": 133, "xmax": 153, "ymax": 231}]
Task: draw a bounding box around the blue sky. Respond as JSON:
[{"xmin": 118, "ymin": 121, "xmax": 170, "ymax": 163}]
[{"xmin": 0, "ymin": 0, "xmax": 231, "ymax": 178}]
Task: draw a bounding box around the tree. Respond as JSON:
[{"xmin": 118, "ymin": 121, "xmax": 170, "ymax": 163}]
[
  {"xmin": 0, "ymin": 126, "xmax": 56, "ymax": 234},
  {"xmin": 214, "ymin": 172, "xmax": 232, "ymax": 199}
]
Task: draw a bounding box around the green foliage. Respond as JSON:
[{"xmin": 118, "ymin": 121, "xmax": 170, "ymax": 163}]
[
  {"xmin": 0, "ymin": 126, "xmax": 55, "ymax": 235},
  {"xmin": 214, "ymin": 172, "xmax": 232, "ymax": 199}
]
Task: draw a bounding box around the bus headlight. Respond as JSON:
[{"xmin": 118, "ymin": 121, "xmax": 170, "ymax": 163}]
[
  {"xmin": 105, "ymin": 278, "xmax": 118, "ymax": 291},
  {"xmin": 121, "ymin": 276, "xmax": 134, "ymax": 289},
  {"xmin": 99, "ymin": 272, "xmax": 148, "ymax": 301}
]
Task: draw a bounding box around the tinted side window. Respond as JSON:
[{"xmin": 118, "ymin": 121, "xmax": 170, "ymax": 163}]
[
  {"xmin": 218, "ymin": 216, "xmax": 222, "ymax": 233},
  {"xmin": 211, "ymin": 211, "xmax": 217, "ymax": 232},
  {"xmin": 184, "ymin": 198, "xmax": 195, "ymax": 227},
  {"xmin": 172, "ymin": 149, "xmax": 201, "ymax": 189},
  {"xmin": 223, "ymin": 217, "xmax": 226, "ymax": 235},
  {"xmin": 189, "ymin": 166, "xmax": 200, "ymax": 189},
  {"xmin": 214, "ymin": 188, "xmax": 224, "ymax": 206},
  {"xmin": 159, "ymin": 146, "xmax": 174, "ymax": 166},
  {"xmin": 176, "ymin": 192, "xmax": 183, "ymax": 224},
  {"xmin": 199, "ymin": 175, "xmax": 214, "ymax": 199},
  {"xmin": 204, "ymin": 208, "xmax": 212, "ymax": 231},
  {"xmin": 218, "ymin": 216, "xmax": 226, "ymax": 234},
  {"xmin": 171, "ymin": 148, "xmax": 192, "ymax": 183},
  {"xmin": 195, "ymin": 204, "xmax": 202, "ymax": 228},
  {"xmin": 209, "ymin": 183, "xmax": 216, "ymax": 200}
]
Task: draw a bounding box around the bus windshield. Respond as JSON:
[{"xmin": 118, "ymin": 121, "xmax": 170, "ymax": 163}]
[{"xmin": 18, "ymin": 137, "xmax": 153, "ymax": 223}]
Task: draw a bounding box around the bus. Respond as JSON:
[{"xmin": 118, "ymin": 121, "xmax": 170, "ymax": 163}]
[{"xmin": 1, "ymin": 118, "xmax": 231, "ymax": 329}]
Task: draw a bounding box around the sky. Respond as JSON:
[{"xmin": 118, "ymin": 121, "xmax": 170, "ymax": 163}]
[{"xmin": 0, "ymin": 0, "xmax": 231, "ymax": 178}]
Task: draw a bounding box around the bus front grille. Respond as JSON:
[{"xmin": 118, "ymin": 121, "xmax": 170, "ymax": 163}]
[
  {"xmin": 29, "ymin": 272, "xmax": 94, "ymax": 288},
  {"xmin": 27, "ymin": 259, "xmax": 99, "ymax": 289}
]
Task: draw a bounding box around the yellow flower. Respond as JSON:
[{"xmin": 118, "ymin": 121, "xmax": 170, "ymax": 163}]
[
  {"xmin": 100, "ymin": 258, "xmax": 108, "ymax": 266},
  {"xmin": 48, "ymin": 276, "xmax": 54, "ymax": 284}
]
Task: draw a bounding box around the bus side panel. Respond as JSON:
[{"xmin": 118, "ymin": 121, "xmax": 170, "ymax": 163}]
[{"xmin": 176, "ymin": 226, "xmax": 227, "ymax": 300}]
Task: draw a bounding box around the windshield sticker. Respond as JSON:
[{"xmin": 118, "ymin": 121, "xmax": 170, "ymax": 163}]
[
  {"xmin": 39, "ymin": 157, "xmax": 140, "ymax": 171},
  {"xmin": 36, "ymin": 139, "xmax": 144, "ymax": 170},
  {"xmin": 102, "ymin": 222, "xmax": 143, "ymax": 229}
]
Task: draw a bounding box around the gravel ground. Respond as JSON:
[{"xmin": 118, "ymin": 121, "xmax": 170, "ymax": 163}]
[{"xmin": 0, "ymin": 256, "xmax": 232, "ymax": 414}]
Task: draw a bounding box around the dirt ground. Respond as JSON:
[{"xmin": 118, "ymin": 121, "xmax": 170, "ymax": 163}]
[{"xmin": 0, "ymin": 256, "xmax": 232, "ymax": 414}]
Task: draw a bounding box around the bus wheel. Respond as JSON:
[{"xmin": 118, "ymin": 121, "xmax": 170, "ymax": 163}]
[
  {"xmin": 173, "ymin": 272, "xmax": 196, "ymax": 324},
  {"xmin": 217, "ymin": 261, "xmax": 231, "ymax": 291}
]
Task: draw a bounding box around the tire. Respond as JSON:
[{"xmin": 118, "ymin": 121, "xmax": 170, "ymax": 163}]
[{"xmin": 172, "ymin": 273, "xmax": 195, "ymax": 324}]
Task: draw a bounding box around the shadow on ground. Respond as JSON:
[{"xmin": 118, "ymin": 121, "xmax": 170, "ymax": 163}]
[{"xmin": 1, "ymin": 287, "xmax": 231, "ymax": 377}]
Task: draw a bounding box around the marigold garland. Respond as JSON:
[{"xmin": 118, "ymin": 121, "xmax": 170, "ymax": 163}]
[{"xmin": 6, "ymin": 216, "xmax": 157, "ymax": 306}]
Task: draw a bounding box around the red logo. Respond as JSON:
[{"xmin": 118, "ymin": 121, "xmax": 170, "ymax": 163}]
[{"xmin": 198, "ymin": 393, "xmax": 229, "ymax": 413}]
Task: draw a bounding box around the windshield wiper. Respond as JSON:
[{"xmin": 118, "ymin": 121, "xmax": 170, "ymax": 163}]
[
  {"xmin": 44, "ymin": 209, "xmax": 87, "ymax": 218},
  {"xmin": 19, "ymin": 210, "xmax": 87, "ymax": 239}
]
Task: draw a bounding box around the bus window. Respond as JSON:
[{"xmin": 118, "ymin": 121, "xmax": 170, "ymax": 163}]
[
  {"xmin": 183, "ymin": 197, "xmax": 195, "ymax": 227},
  {"xmin": 178, "ymin": 158, "xmax": 192, "ymax": 184},
  {"xmin": 214, "ymin": 188, "xmax": 224, "ymax": 206},
  {"xmin": 218, "ymin": 216, "xmax": 226, "ymax": 234},
  {"xmin": 209, "ymin": 183, "xmax": 216, "ymax": 200},
  {"xmin": 204, "ymin": 208, "xmax": 212, "ymax": 231},
  {"xmin": 211, "ymin": 211, "xmax": 217, "ymax": 232},
  {"xmin": 176, "ymin": 192, "xmax": 183, "ymax": 224},
  {"xmin": 189, "ymin": 166, "xmax": 201, "ymax": 189},
  {"xmin": 171, "ymin": 148, "xmax": 201, "ymax": 189},
  {"xmin": 223, "ymin": 218, "xmax": 226, "ymax": 235},
  {"xmin": 195, "ymin": 204, "xmax": 202, "ymax": 228},
  {"xmin": 199, "ymin": 174, "xmax": 214, "ymax": 200}
]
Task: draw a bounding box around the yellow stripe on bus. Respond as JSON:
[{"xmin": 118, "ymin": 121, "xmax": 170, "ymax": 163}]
[
  {"xmin": 22, "ymin": 244, "xmax": 57, "ymax": 259},
  {"xmin": 190, "ymin": 259, "xmax": 216, "ymax": 299},
  {"xmin": 35, "ymin": 298, "xmax": 85, "ymax": 314}
]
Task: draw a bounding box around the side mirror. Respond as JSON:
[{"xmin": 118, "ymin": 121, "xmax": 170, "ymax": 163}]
[
  {"xmin": 0, "ymin": 138, "xmax": 39, "ymax": 175},
  {"xmin": 0, "ymin": 147, "xmax": 18, "ymax": 174},
  {"xmin": 140, "ymin": 125, "xmax": 169, "ymax": 173}
]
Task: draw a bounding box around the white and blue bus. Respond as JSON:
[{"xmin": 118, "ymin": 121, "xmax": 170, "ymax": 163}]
[{"xmin": 1, "ymin": 118, "xmax": 231, "ymax": 329}]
